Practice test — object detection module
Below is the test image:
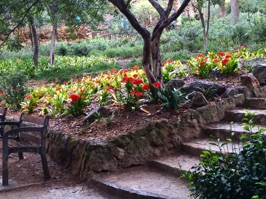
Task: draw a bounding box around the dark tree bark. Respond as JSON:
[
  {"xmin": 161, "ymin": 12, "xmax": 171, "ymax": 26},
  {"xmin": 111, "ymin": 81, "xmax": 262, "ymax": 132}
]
[
  {"xmin": 29, "ymin": 16, "xmax": 39, "ymax": 66},
  {"xmin": 108, "ymin": 0, "xmax": 191, "ymax": 84}
]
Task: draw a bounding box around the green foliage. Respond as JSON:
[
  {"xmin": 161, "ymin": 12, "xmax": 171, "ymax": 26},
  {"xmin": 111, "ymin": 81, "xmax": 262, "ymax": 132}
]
[
  {"xmin": 0, "ymin": 71, "xmax": 29, "ymax": 110},
  {"xmin": 183, "ymin": 114, "xmax": 266, "ymax": 199},
  {"xmin": 157, "ymin": 88, "xmax": 187, "ymax": 111}
]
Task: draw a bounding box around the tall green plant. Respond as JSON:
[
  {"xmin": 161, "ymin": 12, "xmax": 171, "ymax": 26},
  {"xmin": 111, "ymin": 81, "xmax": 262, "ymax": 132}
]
[{"xmin": 183, "ymin": 113, "xmax": 266, "ymax": 199}]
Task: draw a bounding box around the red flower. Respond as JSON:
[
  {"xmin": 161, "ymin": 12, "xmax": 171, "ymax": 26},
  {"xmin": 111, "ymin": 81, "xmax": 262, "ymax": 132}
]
[
  {"xmin": 69, "ymin": 93, "xmax": 80, "ymax": 101},
  {"xmin": 168, "ymin": 59, "xmax": 174, "ymax": 63},
  {"xmin": 25, "ymin": 95, "xmax": 32, "ymax": 100},
  {"xmin": 134, "ymin": 92, "xmax": 143, "ymax": 97},
  {"xmin": 213, "ymin": 59, "xmax": 219, "ymax": 63},
  {"xmin": 133, "ymin": 74, "xmax": 138, "ymax": 78},
  {"xmin": 225, "ymin": 54, "xmax": 232, "ymax": 59},
  {"xmin": 217, "ymin": 52, "xmax": 225, "ymax": 56},
  {"xmin": 122, "ymin": 76, "xmax": 128, "ymax": 83},
  {"xmin": 197, "ymin": 54, "xmax": 204, "ymax": 59},
  {"xmin": 132, "ymin": 78, "xmax": 143, "ymax": 85},
  {"xmin": 56, "ymin": 87, "xmax": 61, "ymax": 91},
  {"xmin": 153, "ymin": 82, "xmax": 161, "ymax": 88},
  {"xmin": 199, "ymin": 61, "xmax": 206, "ymax": 66},
  {"xmin": 142, "ymin": 84, "xmax": 150, "ymax": 90},
  {"xmin": 162, "ymin": 61, "xmax": 167, "ymax": 66},
  {"xmin": 0, "ymin": 90, "xmax": 4, "ymax": 95},
  {"xmin": 222, "ymin": 59, "xmax": 229, "ymax": 65},
  {"xmin": 196, "ymin": 68, "xmax": 201, "ymax": 72},
  {"xmin": 240, "ymin": 46, "xmax": 245, "ymax": 49},
  {"xmin": 234, "ymin": 50, "xmax": 239, "ymax": 53},
  {"xmin": 128, "ymin": 77, "xmax": 134, "ymax": 83}
]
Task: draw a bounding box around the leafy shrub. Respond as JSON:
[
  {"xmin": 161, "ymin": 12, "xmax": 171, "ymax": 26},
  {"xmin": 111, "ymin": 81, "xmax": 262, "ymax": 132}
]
[
  {"xmin": 183, "ymin": 125, "xmax": 266, "ymax": 199},
  {"xmin": 0, "ymin": 71, "xmax": 29, "ymax": 110}
]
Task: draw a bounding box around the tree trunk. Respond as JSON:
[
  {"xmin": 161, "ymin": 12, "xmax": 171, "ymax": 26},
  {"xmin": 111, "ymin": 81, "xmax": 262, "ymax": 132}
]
[
  {"xmin": 220, "ymin": 0, "xmax": 226, "ymax": 18},
  {"xmin": 50, "ymin": 22, "xmax": 57, "ymax": 65},
  {"xmin": 29, "ymin": 17, "xmax": 39, "ymax": 66},
  {"xmin": 108, "ymin": 0, "xmax": 191, "ymax": 85},
  {"xmin": 49, "ymin": 2, "xmax": 58, "ymax": 65},
  {"xmin": 230, "ymin": 0, "xmax": 239, "ymax": 25}
]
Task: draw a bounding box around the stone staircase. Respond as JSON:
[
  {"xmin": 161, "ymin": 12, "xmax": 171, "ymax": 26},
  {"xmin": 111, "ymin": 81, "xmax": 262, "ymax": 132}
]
[{"xmin": 91, "ymin": 97, "xmax": 266, "ymax": 199}]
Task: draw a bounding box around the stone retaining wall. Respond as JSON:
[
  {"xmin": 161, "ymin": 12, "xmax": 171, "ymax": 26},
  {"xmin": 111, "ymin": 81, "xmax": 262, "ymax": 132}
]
[{"xmin": 47, "ymin": 93, "xmax": 245, "ymax": 181}]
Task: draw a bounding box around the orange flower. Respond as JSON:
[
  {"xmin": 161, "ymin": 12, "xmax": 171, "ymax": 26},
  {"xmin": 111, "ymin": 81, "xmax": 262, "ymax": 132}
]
[
  {"xmin": 153, "ymin": 82, "xmax": 161, "ymax": 88},
  {"xmin": 56, "ymin": 87, "xmax": 61, "ymax": 91},
  {"xmin": 133, "ymin": 74, "xmax": 138, "ymax": 78},
  {"xmin": 132, "ymin": 65, "xmax": 140, "ymax": 70},
  {"xmin": 162, "ymin": 61, "xmax": 167, "ymax": 66},
  {"xmin": 17, "ymin": 59, "xmax": 22, "ymax": 63},
  {"xmin": 111, "ymin": 68, "xmax": 117, "ymax": 73}
]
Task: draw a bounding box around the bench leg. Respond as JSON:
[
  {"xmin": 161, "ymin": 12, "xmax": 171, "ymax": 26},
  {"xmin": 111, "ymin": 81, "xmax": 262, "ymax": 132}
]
[
  {"xmin": 2, "ymin": 152, "xmax": 9, "ymax": 186},
  {"xmin": 40, "ymin": 154, "xmax": 50, "ymax": 179},
  {"xmin": 18, "ymin": 152, "xmax": 24, "ymax": 160}
]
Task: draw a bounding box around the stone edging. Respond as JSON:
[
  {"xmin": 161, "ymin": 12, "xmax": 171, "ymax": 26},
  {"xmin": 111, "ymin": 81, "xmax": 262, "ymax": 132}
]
[{"xmin": 47, "ymin": 92, "xmax": 247, "ymax": 180}]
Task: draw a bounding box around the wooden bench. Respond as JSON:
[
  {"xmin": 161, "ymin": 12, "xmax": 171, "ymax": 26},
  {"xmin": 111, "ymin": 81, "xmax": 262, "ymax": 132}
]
[{"xmin": 0, "ymin": 111, "xmax": 50, "ymax": 186}]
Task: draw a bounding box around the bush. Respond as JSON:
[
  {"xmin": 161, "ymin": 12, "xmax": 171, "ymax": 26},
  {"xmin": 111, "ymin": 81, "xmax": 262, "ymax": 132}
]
[
  {"xmin": 184, "ymin": 125, "xmax": 266, "ymax": 199},
  {"xmin": 0, "ymin": 71, "xmax": 29, "ymax": 110}
]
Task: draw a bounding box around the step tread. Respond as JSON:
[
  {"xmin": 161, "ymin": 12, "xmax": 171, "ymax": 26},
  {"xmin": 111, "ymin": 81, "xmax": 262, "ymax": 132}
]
[
  {"xmin": 226, "ymin": 109, "xmax": 266, "ymax": 115},
  {"xmin": 150, "ymin": 154, "xmax": 200, "ymax": 172},
  {"xmin": 205, "ymin": 122, "xmax": 264, "ymax": 133},
  {"xmin": 93, "ymin": 166, "xmax": 190, "ymax": 199},
  {"xmin": 183, "ymin": 138, "xmax": 243, "ymax": 153}
]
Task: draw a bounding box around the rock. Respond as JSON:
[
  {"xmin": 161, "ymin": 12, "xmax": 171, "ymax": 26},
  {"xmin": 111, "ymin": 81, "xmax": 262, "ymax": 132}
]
[
  {"xmin": 241, "ymin": 73, "xmax": 260, "ymax": 89},
  {"xmin": 111, "ymin": 147, "xmax": 125, "ymax": 160},
  {"xmin": 224, "ymin": 86, "xmax": 248, "ymax": 98},
  {"xmin": 251, "ymin": 59, "xmax": 266, "ymax": 85},
  {"xmin": 191, "ymin": 91, "xmax": 208, "ymax": 108},
  {"xmin": 182, "ymin": 80, "xmax": 226, "ymax": 99},
  {"xmin": 165, "ymin": 78, "xmax": 185, "ymax": 90},
  {"xmin": 83, "ymin": 106, "xmax": 110, "ymax": 124}
]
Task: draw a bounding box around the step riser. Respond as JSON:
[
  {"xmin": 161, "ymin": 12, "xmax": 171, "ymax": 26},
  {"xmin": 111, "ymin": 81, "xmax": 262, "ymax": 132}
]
[
  {"xmin": 147, "ymin": 161, "xmax": 183, "ymax": 177},
  {"xmin": 205, "ymin": 128, "xmax": 253, "ymax": 141},
  {"xmin": 245, "ymin": 99, "xmax": 266, "ymax": 109},
  {"xmin": 92, "ymin": 179, "xmax": 166, "ymax": 199},
  {"xmin": 181, "ymin": 144, "xmax": 204, "ymax": 157},
  {"xmin": 225, "ymin": 112, "xmax": 266, "ymax": 125}
]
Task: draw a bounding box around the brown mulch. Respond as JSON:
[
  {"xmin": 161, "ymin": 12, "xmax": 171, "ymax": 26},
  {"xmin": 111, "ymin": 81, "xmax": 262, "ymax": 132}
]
[{"xmin": 8, "ymin": 72, "xmax": 244, "ymax": 142}]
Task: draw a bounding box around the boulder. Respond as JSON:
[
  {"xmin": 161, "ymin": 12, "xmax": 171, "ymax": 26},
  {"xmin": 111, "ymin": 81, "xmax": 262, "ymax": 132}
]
[
  {"xmin": 182, "ymin": 80, "xmax": 226, "ymax": 99},
  {"xmin": 251, "ymin": 60, "xmax": 266, "ymax": 85},
  {"xmin": 241, "ymin": 73, "xmax": 260, "ymax": 90},
  {"xmin": 165, "ymin": 78, "xmax": 185, "ymax": 90},
  {"xmin": 191, "ymin": 91, "xmax": 208, "ymax": 108}
]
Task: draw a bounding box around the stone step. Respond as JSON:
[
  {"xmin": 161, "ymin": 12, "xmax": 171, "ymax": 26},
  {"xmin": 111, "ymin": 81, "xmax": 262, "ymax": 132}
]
[
  {"xmin": 245, "ymin": 98, "xmax": 266, "ymax": 109},
  {"xmin": 182, "ymin": 138, "xmax": 243, "ymax": 156},
  {"xmin": 225, "ymin": 109, "xmax": 266, "ymax": 124},
  {"xmin": 204, "ymin": 121, "xmax": 264, "ymax": 141},
  {"xmin": 148, "ymin": 154, "xmax": 199, "ymax": 176},
  {"xmin": 92, "ymin": 166, "xmax": 190, "ymax": 199}
]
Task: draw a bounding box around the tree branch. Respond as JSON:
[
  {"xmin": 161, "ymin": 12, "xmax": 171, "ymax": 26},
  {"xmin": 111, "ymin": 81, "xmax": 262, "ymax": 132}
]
[
  {"xmin": 164, "ymin": 0, "xmax": 174, "ymax": 17},
  {"xmin": 108, "ymin": 0, "xmax": 150, "ymax": 39},
  {"xmin": 148, "ymin": 0, "xmax": 164, "ymax": 17},
  {"xmin": 1, "ymin": 0, "xmax": 41, "ymax": 42}
]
